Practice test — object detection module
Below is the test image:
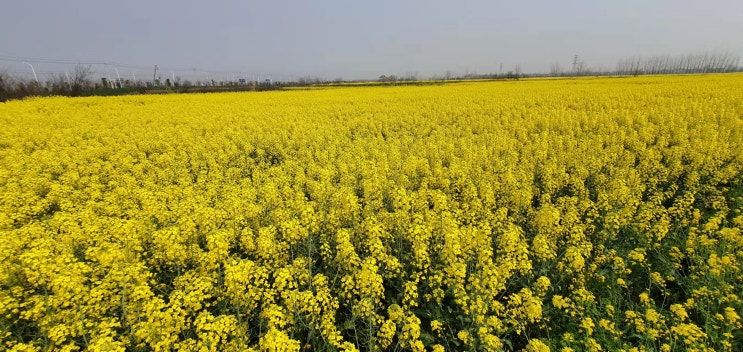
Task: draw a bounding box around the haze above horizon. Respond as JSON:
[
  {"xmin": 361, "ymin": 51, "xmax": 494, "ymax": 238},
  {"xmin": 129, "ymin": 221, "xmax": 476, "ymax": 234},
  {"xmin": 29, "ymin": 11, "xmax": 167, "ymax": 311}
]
[{"xmin": 2, "ymin": 0, "xmax": 742, "ymax": 81}]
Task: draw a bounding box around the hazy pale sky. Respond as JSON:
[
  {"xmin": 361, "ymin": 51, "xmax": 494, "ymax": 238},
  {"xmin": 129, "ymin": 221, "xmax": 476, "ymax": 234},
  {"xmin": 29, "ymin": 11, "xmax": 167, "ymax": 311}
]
[{"xmin": 1, "ymin": 0, "xmax": 742, "ymax": 81}]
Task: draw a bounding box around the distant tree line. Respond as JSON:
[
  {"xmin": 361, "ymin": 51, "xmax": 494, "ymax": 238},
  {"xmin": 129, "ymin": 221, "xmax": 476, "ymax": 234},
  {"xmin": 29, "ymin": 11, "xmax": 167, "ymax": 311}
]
[
  {"xmin": 0, "ymin": 64, "xmax": 149, "ymax": 102},
  {"xmin": 2, "ymin": 52, "xmax": 742, "ymax": 102},
  {"xmin": 294, "ymin": 76, "xmax": 345, "ymax": 85},
  {"xmin": 615, "ymin": 52, "xmax": 740, "ymax": 76},
  {"xmin": 0, "ymin": 64, "xmax": 97, "ymax": 101},
  {"xmin": 0, "ymin": 64, "xmax": 286, "ymax": 102},
  {"xmin": 378, "ymin": 67, "xmax": 524, "ymax": 82},
  {"xmin": 548, "ymin": 51, "xmax": 741, "ymax": 77}
]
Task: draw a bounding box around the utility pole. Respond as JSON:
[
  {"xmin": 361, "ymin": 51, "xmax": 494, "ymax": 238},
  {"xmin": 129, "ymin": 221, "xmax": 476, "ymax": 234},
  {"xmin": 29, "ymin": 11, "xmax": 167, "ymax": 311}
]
[
  {"xmin": 114, "ymin": 68, "xmax": 121, "ymax": 88},
  {"xmin": 152, "ymin": 65, "xmax": 158, "ymax": 87},
  {"xmin": 109, "ymin": 66, "xmax": 121, "ymax": 88},
  {"xmin": 22, "ymin": 62, "xmax": 39, "ymax": 83}
]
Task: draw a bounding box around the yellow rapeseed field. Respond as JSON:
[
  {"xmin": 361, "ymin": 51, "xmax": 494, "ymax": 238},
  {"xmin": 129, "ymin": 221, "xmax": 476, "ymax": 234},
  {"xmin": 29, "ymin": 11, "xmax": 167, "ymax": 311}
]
[{"xmin": 1, "ymin": 75, "xmax": 742, "ymax": 351}]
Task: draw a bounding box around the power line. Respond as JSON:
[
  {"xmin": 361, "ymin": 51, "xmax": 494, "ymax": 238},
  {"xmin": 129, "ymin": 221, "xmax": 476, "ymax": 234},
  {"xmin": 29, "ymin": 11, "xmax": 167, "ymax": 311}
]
[
  {"xmin": 0, "ymin": 54, "xmax": 155, "ymax": 70},
  {"xmin": 1, "ymin": 56, "xmax": 172, "ymax": 74},
  {"xmin": 0, "ymin": 53, "xmax": 295, "ymax": 83},
  {"xmin": 0, "ymin": 54, "xmax": 262, "ymax": 75}
]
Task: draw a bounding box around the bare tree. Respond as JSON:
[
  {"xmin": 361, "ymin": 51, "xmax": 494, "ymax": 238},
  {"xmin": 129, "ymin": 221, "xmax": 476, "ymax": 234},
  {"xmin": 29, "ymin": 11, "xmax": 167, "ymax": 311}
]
[
  {"xmin": 549, "ymin": 63, "xmax": 564, "ymax": 77},
  {"xmin": 0, "ymin": 70, "xmax": 15, "ymax": 101},
  {"xmin": 70, "ymin": 64, "xmax": 93, "ymax": 96},
  {"xmin": 575, "ymin": 61, "xmax": 591, "ymax": 76},
  {"xmin": 48, "ymin": 73, "xmax": 72, "ymax": 95}
]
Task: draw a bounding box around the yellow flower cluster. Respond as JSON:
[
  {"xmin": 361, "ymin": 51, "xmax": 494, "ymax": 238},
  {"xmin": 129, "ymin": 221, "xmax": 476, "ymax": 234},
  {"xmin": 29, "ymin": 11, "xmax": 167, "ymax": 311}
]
[{"xmin": 1, "ymin": 74, "xmax": 742, "ymax": 350}]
